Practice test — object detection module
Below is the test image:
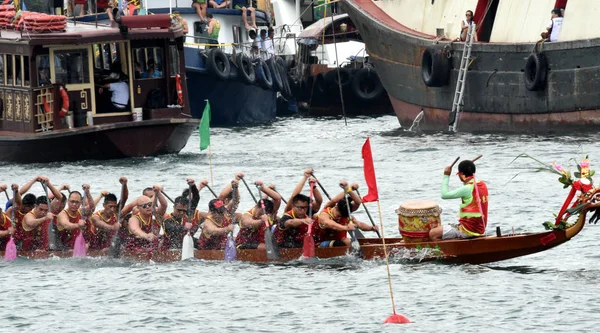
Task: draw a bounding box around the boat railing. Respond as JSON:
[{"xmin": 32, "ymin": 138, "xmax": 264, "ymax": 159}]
[
  {"xmin": 32, "ymin": 86, "xmax": 56, "ymax": 132},
  {"xmin": 185, "ymin": 34, "xmax": 292, "ymax": 60}
]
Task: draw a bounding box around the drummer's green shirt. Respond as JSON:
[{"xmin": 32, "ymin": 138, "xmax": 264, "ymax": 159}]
[
  {"xmin": 441, "ymin": 175, "xmax": 480, "ymax": 218},
  {"xmin": 441, "ymin": 175, "xmax": 472, "ymax": 199}
]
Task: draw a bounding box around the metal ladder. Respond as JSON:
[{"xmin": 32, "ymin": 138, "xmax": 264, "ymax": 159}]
[{"xmin": 448, "ymin": 23, "xmax": 475, "ymax": 133}]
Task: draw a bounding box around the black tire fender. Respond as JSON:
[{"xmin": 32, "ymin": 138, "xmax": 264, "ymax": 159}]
[
  {"xmin": 351, "ymin": 68, "xmax": 384, "ymax": 102},
  {"xmin": 524, "ymin": 53, "xmax": 548, "ymax": 91},
  {"xmin": 421, "ymin": 46, "xmax": 450, "ymax": 87},
  {"xmin": 207, "ymin": 48, "xmax": 231, "ymax": 80},
  {"xmin": 236, "ymin": 53, "xmax": 256, "ymax": 84}
]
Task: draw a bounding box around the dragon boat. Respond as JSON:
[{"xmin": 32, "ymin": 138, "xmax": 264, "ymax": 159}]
[{"xmin": 2, "ymin": 157, "xmax": 597, "ymax": 264}]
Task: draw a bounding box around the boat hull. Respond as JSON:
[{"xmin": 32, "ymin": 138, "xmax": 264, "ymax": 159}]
[
  {"xmin": 2, "ymin": 214, "xmax": 583, "ymax": 264},
  {"xmin": 343, "ymin": 0, "xmax": 600, "ymax": 133},
  {"xmin": 0, "ymin": 119, "xmax": 198, "ymax": 163}
]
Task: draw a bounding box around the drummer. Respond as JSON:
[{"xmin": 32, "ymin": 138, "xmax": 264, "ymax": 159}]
[{"xmin": 429, "ymin": 159, "xmax": 488, "ymax": 240}]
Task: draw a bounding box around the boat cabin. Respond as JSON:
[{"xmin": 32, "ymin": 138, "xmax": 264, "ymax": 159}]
[{"xmin": 0, "ymin": 11, "xmax": 189, "ymax": 134}]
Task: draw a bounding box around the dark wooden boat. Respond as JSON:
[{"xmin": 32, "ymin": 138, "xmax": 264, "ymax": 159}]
[
  {"xmin": 0, "ymin": 8, "xmax": 198, "ymax": 163},
  {"xmin": 1, "ymin": 210, "xmax": 586, "ymax": 264}
]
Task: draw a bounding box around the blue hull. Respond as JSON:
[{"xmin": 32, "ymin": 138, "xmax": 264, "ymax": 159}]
[{"xmin": 184, "ymin": 48, "xmax": 276, "ymax": 127}]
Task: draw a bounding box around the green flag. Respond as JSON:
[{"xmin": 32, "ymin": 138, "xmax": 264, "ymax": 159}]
[{"xmin": 199, "ymin": 100, "xmax": 211, "ymax": 151}]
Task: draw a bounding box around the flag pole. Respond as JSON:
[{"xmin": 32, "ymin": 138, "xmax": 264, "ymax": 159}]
[{"xmin": 208, "ymin": 145, "xmax": 214, "ymax": 188}]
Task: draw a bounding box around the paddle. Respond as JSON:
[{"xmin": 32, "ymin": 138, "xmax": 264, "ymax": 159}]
[
  {"xmin": 205, "ymin": 184, "xmax": 218, "ymax": 198},
  {"xmin": 302, "ymin": 182, "xmax": 315, "ymax": 258},
  {"xmin": 272, "ymin": 188, "xmax": 287, "ymax": 205},
  {"xmin": 161, "ymin": 190, "xmax": 175, "ymax": 204},
  {"xmin": 355, "ymin": 188, "xmax": 381, "ymax": 238},
  {"xmin": 181, "ymin": 184, "xmax": 195, "ymax": 260},
  {"xmin": 150, "ymin": 191, "xmax": 159, "ymax": 249},
  {"xmin": 224, "ymin": 182, "xmax": 239, "ymax": 261},
  {"xmin": 41, "ymin": 182, "xmax": 63, "ymax": 251},
  {"xmin": 108, "ymin": 181, "xmax": 126, "ymax": 258},
  {"xmin": 450, "ymin": 156, "xmax": 460, "ymax": 168},
  {"xmin": 257, "ymin": 185, "xmax": 280, "ymax": 260},
  {"xmin": 241, "ymin": 178, "xmax": 257, "ymax": 203},
  {"xmin": 311, "ymin": 172, "xmax": 365, "ymax": 239},
  {"xmin": 342, "ymin": 184, "xmax": 361, "ymax": 254},
  {"xmin": 73, "ymin": 186, "xmax": 88, "ymax": 257},
  {"xmin": 3, "ymin": 190, "xmax": 17, "ymax": 261}
]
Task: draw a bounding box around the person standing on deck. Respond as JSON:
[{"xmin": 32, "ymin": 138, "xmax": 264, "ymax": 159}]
[
  {"xmin": 126, "ymin": 186, "xmax": 167, "ymax": 249},
  {"xmin": 314, "ymin": 181, "xmax": 378, "ymax": 247},
  {"xmin": 56, "ymin": 186, "xmax": 95, "ymax": 249},
  {"xmin": 429, "ymin": 160, "xmax": 488, "ymax": 240},
  {"xmin": 206, "ymin": 14, "xmax": 221, "ymax": 46},
  {"xmin": 236, "ymin": 180, "xmax": 281, "ymax": 250}
]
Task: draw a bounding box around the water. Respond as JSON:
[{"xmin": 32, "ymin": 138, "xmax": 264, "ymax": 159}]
[{"xmin": 2, "ymin": 115, "xmax": 600, "ymax": 332}]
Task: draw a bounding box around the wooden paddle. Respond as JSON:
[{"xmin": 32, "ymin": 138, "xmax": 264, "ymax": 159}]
[
  {"xmin": 355, "ymin": 189, "xmax": 381, "ymax": 238},
  {"xmin": 342, "ymin": 184, "xmax": 361, "ymax": 254},
  {"xmin": 205, "ymin": 185, "xmax": 218, "ymax": 198},
  {"xmin": 41, "ymin": 182, "xmax": 63, "ymax": 251},
  {"xmin": 224, "ymin": 182, "xmax": 239, "ymax": 261},
  {"xmin": 150, "ymin": 191, "xmax": 159, "ymax": 248},
  {"xmin": 472, "ymin": 155, "xmax": 483, "ymax": 162},
  {"xmin": 272, "ymin": 188, "xmax": 288, "ymax": 205},
  {"xmin": 302, "ymin": 182, "xmax": 315, "ymax": 258},
  {"xmin": 3, "ymin": 190, "xmax": 17, "ymax": 261},
  {"xmin": 450, "ymin": 156, "xmax": 460, "ymax": 168},
  {"xmin": 257, "ymin": 185, "xmax": 280, "ymax": 260},
  {"xmin": 108, "ymin": 182, "xmax": 126, "ymax": 258},
  {"xmin": 241, "ymin": 178, "xmax": 257, "ymax": 203}
]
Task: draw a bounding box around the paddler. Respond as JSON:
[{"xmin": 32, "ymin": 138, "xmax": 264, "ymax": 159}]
[
  {"xmin": 88, "ymin": 177, "xmax": 129, "ymax": 250},
  {"xmin": 162, "ymin": 196, "xmax": 200, "ymax": 249},
  {"xmin": 197, "ymin": 179, "xmax": 240, "ymax": 250},
  {"xmin": 126, "ymin": 185, "xmax": 167, "ymax": 249},
  {"xmin": 0, "ymin": 184, "xmax": 16, "ymax": 251},
  {"xmin": 314, "ymin": 181, "xmax": 378, "ymax": 247},
  {"xmin": 20, "ymin": 196, "xmax": 54, "ymax": 251},
  {"xmin": 429, "ymin": 159, "xmax": 489, "ymax": 240},
  {"xmin": 274, "ymin": 169, "xmax": 323, "ymax": 248},
  {"xmin": 56, "ymin": 185, "xmax": 95, "ymax": 249},
  {"xmin": 182, "ymin": 178, "xmax": 210, "ymax": 225},
  {"xmin": 236, "ymin": 180, "xmax": 281, "ymax": 250}
]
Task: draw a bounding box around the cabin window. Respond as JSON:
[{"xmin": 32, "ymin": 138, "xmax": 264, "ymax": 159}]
[
  {"xmin": 6, "ymin": 55, "xmax": 13, "ymax": 86},
  {"xmin": 15, "ymin": 56, "xmax": 23, "ymax": 86},
  {"xmin": 53, "ymin": 49, "xmax": 90, "ymax": 85},
  {"xmin": 36, "ymin": 55, "xmax": 51, "ymax": 87},
  {"xmin": 169, "ymin": 45, "xmax": 180, "ymax": 77},
  {"xmin": 132, "ymin": 47, "xmax": 164, "ymax": 79},
  {"xmin": 0, "ymin": 55, "xmax": 4, "ymax": 85},
  {"xmin": 23, "ymin": 56, "xmax": 30, "ymax": 87}
]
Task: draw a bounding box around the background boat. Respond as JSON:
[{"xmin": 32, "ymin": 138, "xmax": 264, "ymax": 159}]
[{"xmin": 342, "ymin": 0, "xmax": 600, "ymax": 133}]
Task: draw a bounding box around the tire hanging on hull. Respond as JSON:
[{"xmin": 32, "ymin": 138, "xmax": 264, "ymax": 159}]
[
  {"xmin": 207, "ymin": 48, "xmax": 231, "ymax": 80},
  {"xmin": 524, "ymin": 53, "xmax": 548, "ymax": 91},
  {"xmin": 421, "ymin": 46, "xmax": 450, "ymax": 87}
]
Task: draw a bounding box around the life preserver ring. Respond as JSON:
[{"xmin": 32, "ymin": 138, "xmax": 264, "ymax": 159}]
[
  {"xmin": 524, "ymin": 53, "xmax": 548, "ymax": 91},
  {"xmin": 236, "ymin": 53, "xmax": 256, "ymax": 85},
  {"xmin": 176, "ymin": 74, "xmax": 184, "ymax": 106},
  {"xmin": 59, "ymin": 86, "xmax": 69, "ymax": 117},
  {"xmin": 267, "ymin": 58, "xmax": 284, "ymax": 92},
  {"xmin": 255, "ymin": 59, "xmax": 273, "ymax": 90},
  {"xmin": 207, "ymin": 48, "xmax": 230, "ymax": 80},
  {"xmin": 43, "ymin": 97, "xmax": 51, "ymax": 113},
  {"xmin": 351, "ymin": 68, "xmax": 384, "ymax": 102},
  {"xmin": 421, "ymin": 46, "xmax": 450, "ymax": 87}
]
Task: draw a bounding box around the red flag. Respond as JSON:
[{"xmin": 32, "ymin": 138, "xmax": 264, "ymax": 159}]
[{"xmin": 362, "ymin": 137, "xmax": 379, "ymax": 202}]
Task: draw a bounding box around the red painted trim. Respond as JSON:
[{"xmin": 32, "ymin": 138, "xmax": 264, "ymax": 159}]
[{"xmin": 350, "ymin": 0, "xmax": 437, "ymax": 39}]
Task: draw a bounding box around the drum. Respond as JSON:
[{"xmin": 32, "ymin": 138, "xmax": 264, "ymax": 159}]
[{"xmin": 395, "ymin": 200, "xmax": 442, "ymax": 242}]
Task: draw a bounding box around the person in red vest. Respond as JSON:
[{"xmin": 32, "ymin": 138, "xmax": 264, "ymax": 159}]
[
  {"xmin": 197, "ymin": 198, "xmax": 235, "ymax": 250},
  {"xmin": 236, "ymin": 180, "xmax": 281, "ymax": 250},
  {"xmin": 0, "ymin": 184, "xmax": 16, "ymax": 251},
  {"xmin": 20, "ymin": 196, "xmax": 54, "ymax": 251},
  {"xmin": 314, "ymin": 181, "xmax": 378, "ymax": 247},
  {"xmin": 162, "ymin": 196, "xmax": 200, "ymax": 249},
  {"xmin": 126, "ymin": 186, "xmax": 167, "ymax": 249},
  {"xmin": 429, "ymin": 160, "xmax": 489, "ymax": 240},
  {"xmin": 56, "ymin": 185, "xmax": 95, "ymax": 248}
]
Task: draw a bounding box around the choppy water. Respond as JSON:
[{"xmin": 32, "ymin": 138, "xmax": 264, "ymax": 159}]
[{"xmin": 1, "ymin": 115, "xmax": 600, "ymax": 332}]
